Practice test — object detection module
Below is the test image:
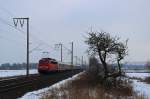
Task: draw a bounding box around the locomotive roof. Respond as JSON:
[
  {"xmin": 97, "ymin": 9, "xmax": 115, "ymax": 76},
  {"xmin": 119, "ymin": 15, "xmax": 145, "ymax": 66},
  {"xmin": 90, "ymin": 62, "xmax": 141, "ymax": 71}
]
[{"xmin": 40, "ymin": 58, "xmax": 56, "ymax": 61}]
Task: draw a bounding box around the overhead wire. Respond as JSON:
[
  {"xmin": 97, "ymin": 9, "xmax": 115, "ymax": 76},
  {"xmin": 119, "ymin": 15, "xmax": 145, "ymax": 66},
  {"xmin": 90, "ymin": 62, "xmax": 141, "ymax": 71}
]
[
  {"xmin": 0, "ymin": 7, "xmax": 84, "ymax": 62},
  {"xmin": 0, "ymin": 25, "xmax": 26, "ymax": 47},
  {"xmin": 0, "ymin": 6, "xmax": 53, "ymax": 50},
  {"xmin": 0, "ymin": 7, "xmax": 26, "ymax": 35},
  {"xmin": 0, "ymin": 17, "xmax": 26, "ymax": 36},
  {"xmin": 62, "ymin": 45, "xmax": 71, "ymax": 53},
  {"xmin": 0, "ymin": 6, "xmax": 15, "ymax": 17},
  {"xmin": 29, "ymin": 26, "xmax": 56, "ymax": 51},
  {"xmin": 0, "ymin": 7, "xmax": 70, "ymax": 53},
  {"xmin": 0, "ymin": 34, "xmax": 26, "ymax": 47},
  {"xmin": 0, "ymin": 7, "xmax": 55, "ymax": 53}
]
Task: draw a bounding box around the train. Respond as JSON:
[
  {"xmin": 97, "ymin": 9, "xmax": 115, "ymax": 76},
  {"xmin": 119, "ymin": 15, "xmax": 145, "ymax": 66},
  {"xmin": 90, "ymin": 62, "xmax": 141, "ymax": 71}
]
[{"xmin": 38, "ymin": 57, "xmax": 82, "ymax": 73}]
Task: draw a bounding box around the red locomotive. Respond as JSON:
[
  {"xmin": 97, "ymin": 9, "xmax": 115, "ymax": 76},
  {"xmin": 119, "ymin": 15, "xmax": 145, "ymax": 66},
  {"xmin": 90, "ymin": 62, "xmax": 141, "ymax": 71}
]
[
  {"xmin": 38, "ymin": 57, "xmax": 74, "ymax": 73},
  {"xmin": 38, "ymin": 58, "xmax": 58, "ymax": 73}
]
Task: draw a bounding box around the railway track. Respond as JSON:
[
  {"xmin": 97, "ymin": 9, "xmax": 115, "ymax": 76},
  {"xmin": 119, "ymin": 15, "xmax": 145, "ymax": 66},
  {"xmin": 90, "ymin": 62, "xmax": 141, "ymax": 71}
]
[
  {"xmin": 0, "ymin": 74, "xmax": 40, "ymax": 93},
  {"xmin": 0, "ymin": 70, "xmax": 83, "ymax": 99}
]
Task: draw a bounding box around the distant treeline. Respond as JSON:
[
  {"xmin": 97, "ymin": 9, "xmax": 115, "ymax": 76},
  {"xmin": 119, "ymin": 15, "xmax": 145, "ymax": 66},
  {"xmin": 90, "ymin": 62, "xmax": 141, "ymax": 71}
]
[
  {"xmin": 0, "ymin": 63, "xmax": 38, "ymax": 70},
  {"xmin": 122, "ymin": 63, "xmax": 150, "ymax": 70}
]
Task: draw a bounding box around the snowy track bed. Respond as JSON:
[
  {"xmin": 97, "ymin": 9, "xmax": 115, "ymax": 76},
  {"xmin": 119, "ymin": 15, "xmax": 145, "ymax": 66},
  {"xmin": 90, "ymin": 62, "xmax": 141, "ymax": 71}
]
[
  {"xmin": 0, "ymin": 70, "xmax": 82, "ymax": 99},
  {"xmin": 19, "ymin": 72, "xmax": 84, "ymax": 99}
]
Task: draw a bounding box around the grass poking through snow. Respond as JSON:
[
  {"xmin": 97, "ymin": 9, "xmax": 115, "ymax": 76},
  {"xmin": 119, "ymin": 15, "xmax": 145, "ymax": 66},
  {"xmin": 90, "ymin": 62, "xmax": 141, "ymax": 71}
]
[{"xmin": 41, "ymin": 72, "xmax": 148, "ymax": 99}]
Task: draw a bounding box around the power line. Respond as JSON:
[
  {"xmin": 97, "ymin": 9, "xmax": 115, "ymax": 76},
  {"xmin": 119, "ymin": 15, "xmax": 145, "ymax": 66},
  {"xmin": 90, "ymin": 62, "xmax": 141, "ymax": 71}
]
[
  {"xmin": 0, "ymin": 16, "xmax": 55, "ymax": 54},
  {"xmin": 0, "ymin": 7, "xmax": 53, "ymax": 48},
  {"xmin": 26, "ymin": 26, "xmax": 56, "ymax": 51},
  {"xmin": 0, "ymin": 8, "xmax": 86, "ymax": 64},
  {"xmin": 29, "ymin": 43, "xmax": 42, "ymax": 54},
  {"xmin": 30, "ymin": 33, "xmax": 54, "ymax": 49},
  {"xmin": 0, "ymin": 8, "xmax": 62, "ymax": 64},
  {"xmin": 0, "ymin": 17, "xmax": 26, "ymax": 35},
  {"xmin": 0, "ymin": 7, "xmax": 15, "ymax": 17},
  {"xmin": 0, "ymin": 27, "xmax": 26, "ymax": 42},
  {"xmin": 0, "ymin": 8, "xmax": 57, "ymax": 53},
  {"xmin": 0, "ymin": 34, "xmax": 26, "ymax": 47},
  {"xmin": 62, "ymin": 45, "xmax": 71, "ymax": 53}
]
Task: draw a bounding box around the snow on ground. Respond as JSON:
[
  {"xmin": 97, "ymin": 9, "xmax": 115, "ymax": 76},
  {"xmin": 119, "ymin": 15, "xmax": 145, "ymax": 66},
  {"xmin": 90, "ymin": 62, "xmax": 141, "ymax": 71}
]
[
  {"xmin": 19, "ymin": 72, "xmax": 84, "ymax": 99},
  {"xmin": 126, "ymin": 73, "xmax": 150, "ymax": 98},
  {"xmin": 0, "ymin": 69, "xmax": 38, "ymax": 77},
  {"xmin": 132, "ymin": 80, "xmax": 150, "ymax": 99},
  {"xmin": 125, "ymin": 69, "xmax": 150, "ymax": 73},
  {"xmin": 126, "ymin": 73, "xmax": 150, "ymax": 79},
  {"xmin": 14, "ymin": 72, "xmax": 150, "ymax": 99}
]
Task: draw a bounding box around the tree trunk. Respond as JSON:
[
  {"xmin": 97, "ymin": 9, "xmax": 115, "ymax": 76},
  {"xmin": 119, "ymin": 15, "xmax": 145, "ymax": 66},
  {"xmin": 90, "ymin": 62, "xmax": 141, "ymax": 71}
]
[
  {"xmin": 117, "ymin": 60, "xmax": 121, "ymax": 75},
  {"xmin": 98, "ymin": 52, "xmax": 108, "ymax": 77},
  {"xmin": 103, "ymin": 61, "xmax": 108, "ymax": 77}
]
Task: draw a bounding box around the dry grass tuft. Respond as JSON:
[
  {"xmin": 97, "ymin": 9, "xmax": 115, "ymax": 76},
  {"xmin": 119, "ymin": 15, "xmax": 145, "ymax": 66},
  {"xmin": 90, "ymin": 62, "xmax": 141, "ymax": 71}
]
[{"xmin": 41, "ymin": 72, "xmax": 147, "ymax": 99}]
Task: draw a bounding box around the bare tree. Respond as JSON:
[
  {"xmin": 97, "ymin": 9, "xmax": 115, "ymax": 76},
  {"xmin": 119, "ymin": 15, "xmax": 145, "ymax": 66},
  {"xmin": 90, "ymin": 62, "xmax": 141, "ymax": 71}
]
[
  {"xmin": 114, "ymin": 40, "xmax": 128, "ymax": 74},
  {"xmin": 85, "ymin": 30, "xmax": 128, "ymax": 78},
  {"xmin": 85, "ymin": 31, "xmax": 119, "ymax": 77}
]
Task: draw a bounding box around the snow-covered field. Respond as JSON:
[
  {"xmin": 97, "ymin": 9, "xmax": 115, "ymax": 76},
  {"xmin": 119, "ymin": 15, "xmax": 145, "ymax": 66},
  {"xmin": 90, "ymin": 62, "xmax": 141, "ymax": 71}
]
[
  {"xmin": 0, "ymin": 69, "xmax": 38, "ymax": 77},
  {"xmin": 19, "ymin": 72, "xmax": 84, "ymax": 99},
  {"xmin": 132, "ymin": 80, "xmax": 150, "ymax": 99},
  {"xmin": 125, "ymin": 69, "xmax": 150, "ymax": 73},
  {"xmin": 127, "ymin": 73, "xmax": 150, "ymax": 98},
  {"xmin": 126, "ymin": 73, "xmax": 150, "ymax": 79}
]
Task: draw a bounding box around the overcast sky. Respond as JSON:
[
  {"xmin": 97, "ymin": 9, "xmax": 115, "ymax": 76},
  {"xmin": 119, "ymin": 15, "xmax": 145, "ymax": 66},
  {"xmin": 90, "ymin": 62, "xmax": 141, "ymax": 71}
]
[{"xmin": 0, "ymin": 0, "xmax": 150, "ymax": 64}]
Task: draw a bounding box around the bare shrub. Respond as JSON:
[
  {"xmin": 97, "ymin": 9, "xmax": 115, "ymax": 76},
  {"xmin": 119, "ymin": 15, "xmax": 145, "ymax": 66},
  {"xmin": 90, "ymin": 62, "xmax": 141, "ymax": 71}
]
[
  {"xmin": 88, "ymin": 57, "xmax": 103, "ymax": 76},
  {"xmin": 145, "ymin": 61, "xmax": 150, "ymax": 70}
]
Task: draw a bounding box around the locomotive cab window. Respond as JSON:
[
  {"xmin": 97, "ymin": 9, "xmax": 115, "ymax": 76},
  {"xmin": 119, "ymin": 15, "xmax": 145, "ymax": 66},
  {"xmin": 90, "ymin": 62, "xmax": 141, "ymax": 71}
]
[{"xmin": 51, "ymin": 61, "xmax": 58, "ymax": 64}]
